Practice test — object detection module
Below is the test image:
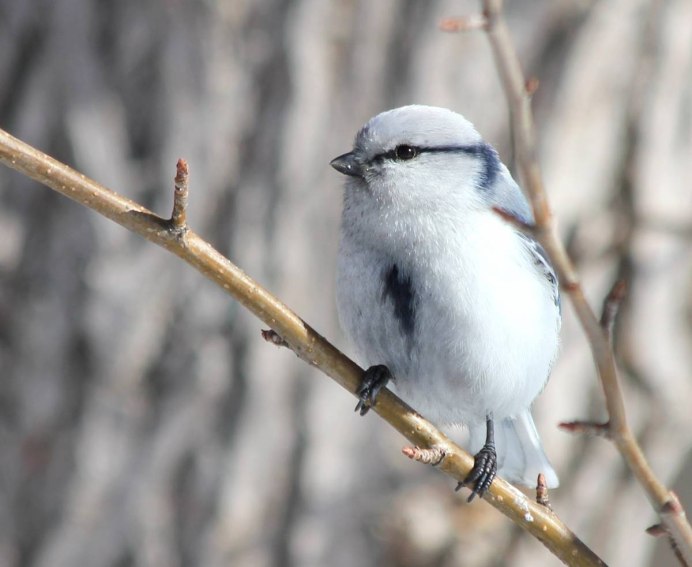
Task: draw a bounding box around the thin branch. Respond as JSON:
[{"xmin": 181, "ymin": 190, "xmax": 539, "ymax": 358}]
[
  {"xmin": 492, "ymin": 205, "xmax": 537, "ymax": 234},
  {"xmin": 0, "ymin": 127, "xmax": 606, "ymax": 567},
  {"xmin": 477, "ymin": 0, "xmax": 692, "ymax": 561},
  {"xmin": 600, "ymin": 279, "xmax": 627, "ymax": 342}
]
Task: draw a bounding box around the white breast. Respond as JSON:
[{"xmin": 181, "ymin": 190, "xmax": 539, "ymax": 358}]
[{"xmin": 336, "ymin": 206, "xmax": 559, "ymax": 427}]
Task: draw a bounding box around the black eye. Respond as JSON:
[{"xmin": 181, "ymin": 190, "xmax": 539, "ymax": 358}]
[{"xmin": 394, "ymin": 145, "xmax": 419, "ymax": 160}]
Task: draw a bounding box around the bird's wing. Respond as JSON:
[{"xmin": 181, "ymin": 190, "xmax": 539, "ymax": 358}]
[
  {"xmin": 519, "ymin": 233, "xmax": 560, "ymax": 312},
  {"xmin": 487, "ymin": 166, "xmax": 560, "ymax": 311}
]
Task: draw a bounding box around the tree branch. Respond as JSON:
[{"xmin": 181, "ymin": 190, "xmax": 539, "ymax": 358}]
[
  {"xmin": 0, "ymin": 127, "xmax": 606, "ymax": 566},
  {"xmin": 476, "ymin": 0, "xmax": 692, "ymax": 561}
]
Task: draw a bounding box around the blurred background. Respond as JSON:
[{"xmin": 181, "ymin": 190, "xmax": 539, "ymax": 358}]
[{"xmin": 0, "ymin": 0, "xmax": 691, "ymax": 565}]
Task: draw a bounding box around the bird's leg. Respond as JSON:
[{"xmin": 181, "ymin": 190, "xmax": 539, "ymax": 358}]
[
  {"xmin": 355, "ymin": 364, "xmax": 392, "ymax": 416},
  {"xmin": 456, "ymin": 415, "xmax": 497, "ymax": 502}
]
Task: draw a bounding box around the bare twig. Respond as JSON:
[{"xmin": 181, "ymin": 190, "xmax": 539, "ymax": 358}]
[
  {"xmin": 170, "ymin": 158, "xmax": 189, "ymax": 231},
  {"xmin": 492, "ymin": 205, "xmax": 537, "ymax": 234},
  {"xmin": 0, "ymin": 127, "xmax": 606, "ymax": 567},
  {"xmin": 600, "ymin": 280, "xmax": 627, "ymax": 342},
  {"xmin": 476, "ymin": 0, "xmax": 692, "ymax": 561}
]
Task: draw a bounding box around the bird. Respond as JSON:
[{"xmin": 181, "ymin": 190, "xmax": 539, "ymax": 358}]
[{"xmin": 330, "ymin": 105, "xmax": 560, "ymax": 501}]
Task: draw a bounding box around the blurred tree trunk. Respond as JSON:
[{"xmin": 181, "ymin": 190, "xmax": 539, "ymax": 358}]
[{"xmin": 0, "ymin": 1, "xmax": 690, "ymax": 566}]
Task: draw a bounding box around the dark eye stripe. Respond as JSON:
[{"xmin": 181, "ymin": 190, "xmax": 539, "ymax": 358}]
[
  {"xmin": 377, "ymin": 145, "xmax": 418, "ymax": 161},
  {"xmin": 376, "ymin": 144, "xmax": 483, "ymax": 161},
  {"xmin": 372, "ymin": 143, "xmax": 500, "ymax": 190}
]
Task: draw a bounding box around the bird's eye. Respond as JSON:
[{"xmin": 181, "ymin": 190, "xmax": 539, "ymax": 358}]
[{"xmin": 394, "ymin": 145, "xmax": 419, "ymax": 161}]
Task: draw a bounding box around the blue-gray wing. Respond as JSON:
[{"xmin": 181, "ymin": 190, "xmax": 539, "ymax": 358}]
[
  {"xmin": 483, "ymin": 160, "xmax": 560, "ymax": 311},
  {"xmin": 485, "ymin": 162, "xmax": 533, "ymax": 224},
  {"xmin": 485, "ymin": 164, "xmax": 560, "ymax": 311}
]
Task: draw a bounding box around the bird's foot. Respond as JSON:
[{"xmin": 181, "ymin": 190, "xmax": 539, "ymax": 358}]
[
  {"xmin": 355, "ymin": 365, "xmax": 392, "ymax": 416},
  {"xmin": 455, "ymin": 443, "xmax": 497, "ymax": 502}
]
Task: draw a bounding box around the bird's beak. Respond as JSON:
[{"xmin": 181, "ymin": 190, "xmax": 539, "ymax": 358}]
[{"xmin": 330, "ymin": 152, "xmax": 364, "ymax": 178}]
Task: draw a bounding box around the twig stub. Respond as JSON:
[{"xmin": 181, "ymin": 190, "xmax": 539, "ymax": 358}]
[
  {"xmin": 170, "ymin": 158, "xmax": 189, "ymax": 232},
  {"xmin": 559, "ymin": 420, "xmax": 612, "ymax": 439},
  {"xmin": 525, "ymin": 77, "xmax": 540, "ymax": 97},
  {"xmin": 647, "ymin": 523, "xmax": 667, "ymax": 537},
  {"xmin": 536, "ymin": 473, "xmax": 552, "ymax": 509},
  {"xmin": 439, "ymin": 14, "xmax": 488, "ymax": 32},
  {"xmin": 261, "ymin": 329, "xmax": 289, "ymax": 348},
  {"xmin": 402, "ymin": 445, "xmax": 446, "ymax": 466}
]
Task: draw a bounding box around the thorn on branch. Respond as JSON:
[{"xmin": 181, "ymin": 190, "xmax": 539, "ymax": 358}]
[
  {"xmin": 402, "ymin": 445, "xmax": 446, "ymax": 466},
  {"xmin": 600, "ymin": 279, "xmax": 627, "ymax": 340},
  {"xmin": 559, "ymin": 420, "xmax": 611, "ymax": 438},
  {"xmin": 536, "ymin": 473, "xmax": 552, "ymax": 509},
  {"xmin": 261, "ymin": 329, "xmax": 289, "ymax": 348},
  {"xmin": 492, "ymin": 206, "xmax": 537, "ymax": 234},
  {"xmin": 170, "ymin": 158, "xmax": 189, "ymax": 232},
  {"xmin": 439, "ymin": 14, "xmax": 487, "ymax": 33}
]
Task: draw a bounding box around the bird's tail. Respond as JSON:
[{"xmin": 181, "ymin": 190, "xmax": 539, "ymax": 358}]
[{"xmin": 468, "ymin": 410, "xmax": 559, "ymax": 489}]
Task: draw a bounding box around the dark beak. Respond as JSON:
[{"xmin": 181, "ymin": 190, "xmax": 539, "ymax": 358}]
[{"xmin": 330, "ymin": 152, "xmax": 364, "ymax": 178}]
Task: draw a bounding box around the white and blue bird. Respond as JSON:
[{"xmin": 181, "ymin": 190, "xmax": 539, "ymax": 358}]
[{"xmin": 330, "ymin": 105, "xmax": 560, "ymax": 500}]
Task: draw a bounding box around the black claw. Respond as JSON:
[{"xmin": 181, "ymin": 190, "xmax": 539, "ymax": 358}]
[
  {"xmin": 354, "ymin": 365, "xmax": 392, "ymax": 416},
  {"xmin": 461, "ymin": 444, "xmax": 497, "ymax": 502},
  {"xmin": 456, "ymin": 416, "xmax": 497, "ymax": 502}
]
